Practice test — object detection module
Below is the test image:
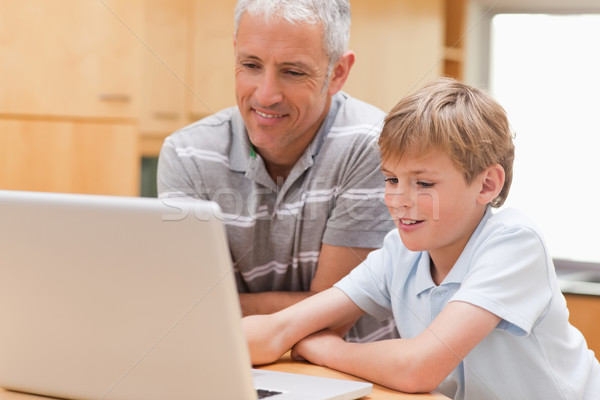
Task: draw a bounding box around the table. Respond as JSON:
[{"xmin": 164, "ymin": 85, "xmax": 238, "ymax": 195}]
[
  {"xmin": 0, "ymin": 354, "xmax": 449, "ymax": 400},
  {"xmin": 258, "ymin": 352, "xmax": 450, "ymax": 399}
]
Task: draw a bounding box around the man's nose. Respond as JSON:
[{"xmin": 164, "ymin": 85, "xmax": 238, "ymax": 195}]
[{"xmin": 254, "ymin": 70, "xmax": 283, "ymax": 107}]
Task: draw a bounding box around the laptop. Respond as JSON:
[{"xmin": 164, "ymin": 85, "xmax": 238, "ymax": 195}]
[{"xmin": 0, "ymin": 190, "xmax": 372, "ymax": 400}]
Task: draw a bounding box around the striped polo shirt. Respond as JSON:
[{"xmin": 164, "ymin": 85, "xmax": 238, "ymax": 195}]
[{"xmin": 157, "ymin": 92, "xmax": 397, "ymax": 342}]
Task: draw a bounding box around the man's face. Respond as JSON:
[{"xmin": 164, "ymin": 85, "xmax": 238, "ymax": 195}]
[{"xmin": 234, "ymin": 12, "xmax": 333, "ymax": 164}]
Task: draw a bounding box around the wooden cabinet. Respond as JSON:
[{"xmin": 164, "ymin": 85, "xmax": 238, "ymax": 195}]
[
  {"xmin": 564, "ymin": 294, "xmax": 600, "ymax": 357},
  {"xmin": 443, "ymin": 0, "xmax": 467, "ymax": 80},
  {"xmin": 140, "ymin": 0, "xmax": 191, "ymax": 146},
  {"xmin": 0, "ymin": 0, "xmax": 456, "ymax": 195},
  {"xmin": 0, "ymin": 0, "xmax": 143, "ymax": 119},
  {"xmin": 346, "ymin": 0, "xmax": 444, "ymax": 113},
  {"xmin": 188, "ymin": 0, "xmax": 237, "ymax": 120},
  {"xmin": 0, "ymin": 118, "xmax": 139, "ymax": 196},
  {"xmin": 0, "ymin": 0, "xmax": 143, "ymax": 195}
]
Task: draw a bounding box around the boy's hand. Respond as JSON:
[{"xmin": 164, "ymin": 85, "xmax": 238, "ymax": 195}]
[
  {"xmin": 242, "ymin": 314, "xmax": 288, "ymax": 365},
  {"xmin": 291, "ymin": 329, "xmax": 345, "ymax": 366}
]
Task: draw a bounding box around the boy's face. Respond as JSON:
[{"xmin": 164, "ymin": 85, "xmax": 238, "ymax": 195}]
[{"xmin": 381, "ymin": 149, "xmax": 488, "ymax": 268}]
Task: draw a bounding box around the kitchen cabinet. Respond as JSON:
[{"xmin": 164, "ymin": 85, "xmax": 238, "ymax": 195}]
[
  {"xmin": 140, "ymin": 0, "xmax": 191, "ymax": 145},
  {"xmin": 0, "ymin": 0, "xmax": 458, "ymax": 196},
  {"xmin": 0, "ymin": 118, "xmax": 139, "ymax": 196},
  {"xmin": 0, "ymin": 0, "xmax": 143, "ymax": 119},
  {"xmin": 346, "ymin": 0, "xmax": 444, "ymax": 113},
  {"xmin": 188, "ymin": 0, "xmax": 237, "ymax": 121},
  {"xmin": 564, "ymin": 294, "xmax": 600, "ymax": 357}
]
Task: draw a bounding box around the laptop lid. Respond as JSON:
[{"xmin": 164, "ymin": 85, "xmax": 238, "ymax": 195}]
[{"xmin": 0, "ymin": 190, "xmax": 372, "ymax": 400}]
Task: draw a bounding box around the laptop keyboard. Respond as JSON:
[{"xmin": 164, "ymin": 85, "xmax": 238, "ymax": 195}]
[{"xmin": 256, "ymin": 388, "xmax": 283, "ymax": 398}]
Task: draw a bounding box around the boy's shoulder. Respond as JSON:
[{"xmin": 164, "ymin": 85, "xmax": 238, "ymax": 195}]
[
  {"xmin": 470, "ymin": 207, "xmax": 548, "ymax": 258},
  {"xmin": 484, "ymin": 207, "xmax": 541, "ymax": 234}
]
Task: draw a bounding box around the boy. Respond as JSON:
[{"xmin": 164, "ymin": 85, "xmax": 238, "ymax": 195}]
[{"xmin": 242, "ymin": 78, "xmax": 600, "ymax": 399}]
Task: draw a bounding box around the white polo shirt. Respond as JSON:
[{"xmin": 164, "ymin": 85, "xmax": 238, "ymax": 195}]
[{"xmin": 336, "ymin": 207, "xmax": 600, "ymax": 399}]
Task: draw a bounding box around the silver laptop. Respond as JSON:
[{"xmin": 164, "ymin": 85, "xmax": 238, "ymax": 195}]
[{"xmin": 0, "ymin": 190, "xmax": 372, "ymax": 400}]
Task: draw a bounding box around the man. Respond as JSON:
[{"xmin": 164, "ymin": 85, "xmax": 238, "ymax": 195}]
[{"xmin": 157, "ymin": 0, "xmax": 397, "ymax": 342}]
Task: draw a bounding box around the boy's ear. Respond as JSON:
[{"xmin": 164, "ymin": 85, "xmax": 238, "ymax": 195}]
[
  {"xmin": 477, "ymin": 164, "xmax": 505, "ymax": 205},
  {"xmin": 327, "ymin": 50, "xmax": 355, "ymax": 96}
]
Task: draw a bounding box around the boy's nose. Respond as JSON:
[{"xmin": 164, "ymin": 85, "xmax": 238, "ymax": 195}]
[{"xmin": 385, "ymin": 186, "xmax": 414, "ymax": 209}]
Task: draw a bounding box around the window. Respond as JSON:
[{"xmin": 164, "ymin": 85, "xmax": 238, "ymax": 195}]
[{"xmin": 490, "ymin": 14, "xmax": 600, "ymax": 263}]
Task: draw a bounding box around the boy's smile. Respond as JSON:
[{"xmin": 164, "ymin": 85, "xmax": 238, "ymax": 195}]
[{"xmin": 381, "ymin": 149, "xmax": 489, "ymax": 276}]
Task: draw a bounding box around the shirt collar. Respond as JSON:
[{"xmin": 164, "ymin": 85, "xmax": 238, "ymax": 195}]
[
  {"xmin": 228, "ymin": 92, "xmax": 345, "ymax": 173},
  {"xmin": 229, "ymin": 109, "xmax": 251, "ymax": 172},
  {"xmin": 414, "ymin": 206, "xmax": 494, "ymax": 294}
]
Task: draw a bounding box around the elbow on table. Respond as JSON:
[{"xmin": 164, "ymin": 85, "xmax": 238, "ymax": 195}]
[{"xmin": 386, "ymin": 357, "xmax": 446, "ymax": 394}]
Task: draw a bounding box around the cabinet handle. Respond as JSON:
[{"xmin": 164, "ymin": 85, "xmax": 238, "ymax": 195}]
[
  {"xmin": 98, "ymin": 93, "xmax": 131, "ymax": 102},
  {"xmin": 153, "ymin": 111, "xmax": 179, "ymax": 120}
]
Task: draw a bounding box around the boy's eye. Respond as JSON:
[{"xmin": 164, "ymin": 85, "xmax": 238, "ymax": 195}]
[
  {"xmin": 417, "ymin": 181, "xmax": 434, "ymax": 188},
  {"xmin": 384, "ymin": 177, "xmax": 398, "ymax": 184}
]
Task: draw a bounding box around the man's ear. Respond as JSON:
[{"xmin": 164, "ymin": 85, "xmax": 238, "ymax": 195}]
[
  {"xmin": 477, "ymin": 164, "xmax": 505, "ymax": 205},
  {"xmin": 327, "ymin": 50, "xmax": 355, "ymax": 96}
]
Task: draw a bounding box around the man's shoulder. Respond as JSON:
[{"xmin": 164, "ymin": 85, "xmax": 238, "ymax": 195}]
[
  {"xmin": 327, "ymin": 92, "xmax": 386, "ymax": 141},
  {"xmin": 335, "ymin": 92, "xmax": 386, "ymax": 122},
  {"xmin": 165, "ymin": 106, "xmax": 239, "ymax": 147}
]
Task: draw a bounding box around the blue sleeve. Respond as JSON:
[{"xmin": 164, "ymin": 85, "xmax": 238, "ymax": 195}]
[
  {"xmin": 451, "ymin": 224, "xmax": 554, "ymax": 335},
  {"xmin": 334, "ymin": 230, "xmax": 399, "ymax": 320}
]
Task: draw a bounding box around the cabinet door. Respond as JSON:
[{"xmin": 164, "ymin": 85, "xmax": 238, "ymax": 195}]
[
  {"xmin": 345, "ymin": 0, "xmax": 444, "ymax": 112},
  {"xmin": 565, "ymin": 294, "xmax": 600, "ymax": 357},
  {"xmin": 0, "ymin": 0, "xmax": 143, "ymax": 119},
  {"xmin": 189, "ymin": 0, "xmax": 237, "ymax": 120},
  {"xmin": 0, "ymin": 119, "xmax": 140, "ymax": 196},
  {"xmin": 140, "ymin": 0, "xmax": 191, "ymax": 137}
]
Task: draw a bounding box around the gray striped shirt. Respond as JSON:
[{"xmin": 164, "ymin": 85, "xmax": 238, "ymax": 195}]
[{"xmin": 157, "ymin": 92, "xmax": 398, "ymax": 342}]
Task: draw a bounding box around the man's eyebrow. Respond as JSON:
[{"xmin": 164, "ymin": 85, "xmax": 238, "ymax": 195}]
[
  {"xmin": 236, "ymin": 53, "xmax": 262, "ymax": 62},
  {"xmin": 236, "ymin": 53, "xmax": 313, "ymax": 71},
  {"xmin": 281, "ymin": 61, "xmax": 312, "ymax": 71}
]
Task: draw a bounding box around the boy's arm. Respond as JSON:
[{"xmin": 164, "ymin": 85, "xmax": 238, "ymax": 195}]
[
  {"xmin": 242, "ymin": 287, "xmax": 365, "ymax": 366},
  {"xmin": 292, "ymin": 300, "xmax": 501, "ymax": 393}
]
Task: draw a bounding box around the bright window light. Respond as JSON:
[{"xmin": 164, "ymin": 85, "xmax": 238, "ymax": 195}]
[{"xmin": 490, "ymin": 14, "xmax": 600, "ymax": 263}]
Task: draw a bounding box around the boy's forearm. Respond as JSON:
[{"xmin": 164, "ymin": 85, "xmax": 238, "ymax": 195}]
[
  {"xmin": 243, "ymin": 288, "xmax": 364, "ymax": 366},
  {"xmin": 302, "ymin": 338, "xmax": 442, "ymax": 393}
]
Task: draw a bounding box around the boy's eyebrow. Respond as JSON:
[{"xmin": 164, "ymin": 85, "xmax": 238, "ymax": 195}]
[{"xmin": 380, "ymin": 166, "xmax": 437, "ymax": 175}]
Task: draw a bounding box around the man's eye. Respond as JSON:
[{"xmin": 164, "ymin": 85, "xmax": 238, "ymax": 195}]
[
  {"xmin": 285, "ymin": 70, "xmax": 305, "ymax": 77},
  {"xmin": 384, "ymin": 177, "xmax": 398, "ymax": 184},
  {"xmin": 242, "ymin": 62, "xmax": 259, "ymax": 70}
]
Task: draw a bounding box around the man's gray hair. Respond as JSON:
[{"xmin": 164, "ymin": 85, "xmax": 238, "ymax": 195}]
[{"xmin": 234, "ymin": 0, "xmax": 351, "ymax": 65}]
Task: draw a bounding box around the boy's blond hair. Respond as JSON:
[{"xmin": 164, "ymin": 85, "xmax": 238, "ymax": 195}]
[{"xmin": 379, "ymin": 78, "xmax": 515, "ymax": 208}]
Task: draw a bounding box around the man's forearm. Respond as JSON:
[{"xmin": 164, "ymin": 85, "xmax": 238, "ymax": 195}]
[{"xmin": 239, "ymin": 291, "xmax": 316, "ymax": 316}]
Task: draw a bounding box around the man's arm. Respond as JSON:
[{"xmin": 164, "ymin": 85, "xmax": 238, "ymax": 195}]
[{"xmin": 239, "ymin": 244, "xmax": 374, "ymax": 316}]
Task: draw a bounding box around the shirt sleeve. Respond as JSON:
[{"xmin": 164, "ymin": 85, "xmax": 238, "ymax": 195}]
[
  {"xmin": 322, "ymin": 133, "xmax": 395, "ymax": 249},
  {"xmin": 157, "ymin": 134, "xmax": 207, "ymax": 200},
  {"xmin": 335, "ymin": 230, "xmax": 399, "ymax": 320},
  {"xmin": 450, "ymin": 223, "xmax": 554, "ymax": 336}
]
